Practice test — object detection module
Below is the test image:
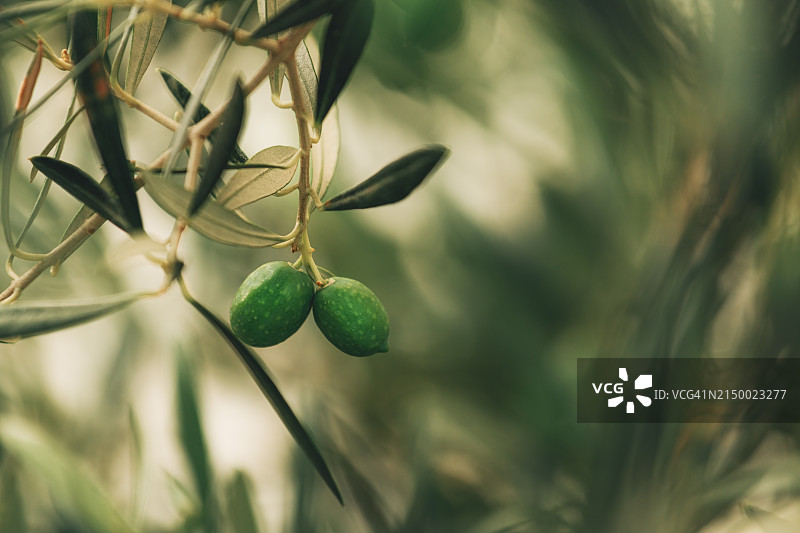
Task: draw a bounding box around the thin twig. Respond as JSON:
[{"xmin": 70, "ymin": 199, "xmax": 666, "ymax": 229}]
[
  {"xmin": 121, "ymin": 0, "xmax": 280, "ymax": 53},
  {"xmin": 193, "ymin": 22, "xmax": 315, "ymax": 138},
  {"xmin": 0, "ymin": 149, "xmax": 176, "ymax": 302},
  {"xmin": 285, "ymin": 50, "xmax": 323, "ymax": 282}
]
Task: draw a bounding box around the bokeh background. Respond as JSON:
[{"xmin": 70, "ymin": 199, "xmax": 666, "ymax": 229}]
[{"xmin": 2, "ymin": 0, "xmax": 800, "ymax": 531}]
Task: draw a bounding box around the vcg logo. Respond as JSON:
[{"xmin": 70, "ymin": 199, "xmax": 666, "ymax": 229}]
[{"xmin": 592, "ymin": 367, "xmax": 653, "ymax": 414}]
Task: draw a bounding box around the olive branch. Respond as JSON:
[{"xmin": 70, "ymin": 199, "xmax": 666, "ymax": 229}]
[{"xmin": 0, "ymin": 0, "xmax": 448, "ymax": 505}]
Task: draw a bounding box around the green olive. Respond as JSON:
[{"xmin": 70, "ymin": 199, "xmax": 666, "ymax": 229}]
[
  {"xmin": 313, "ymin": 277, "xmax": 390, "ymax": 357},
  {"xmin": 230, "ymin": 261, "xmax": 315, "ymax": 347}
]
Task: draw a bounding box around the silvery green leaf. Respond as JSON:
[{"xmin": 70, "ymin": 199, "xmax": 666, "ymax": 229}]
[
  {"xmin": 126, "ymin": 4, "xmax": 169, "ymax": 94},
  {"xmin": 311, "ymin": 105, "xmax": 339, "ymax": 197},
  {"xmin": 217, "ymin": 145, "xmax": 299, "ymax": 209},
  {"xmin": 296, "ymin": 39, "xmax": 319, "ymax": 115},
  {"xmin": 257, "ymin": 0, "xmax": 267, "ymax": 23},
  {"xmin": 0, "ymin": 292, "xmax": 142, "ymax": 340},
  {"xmin": 143, "ymin": 173, "xmax": 282, "ymax": 247},
  {"xmin": 260, "ymin": 0, "xmax": 292, "ymax": 96}
]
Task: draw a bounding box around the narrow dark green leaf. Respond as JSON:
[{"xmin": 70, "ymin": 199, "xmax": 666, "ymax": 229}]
[
  {"xmin": 126, "ymin": 2, "xmax": 170, "ymax": 94},
  {"xmin": 29, "ymin": 156, "xmax": 132, "ymax": 232},
  {"xmin": 181, "ymin": 287, "xmax": 344, "ymax": 505},
  {"xmin": 176, "ymin": 349, "xmax": 213, "ymax": 511},
  {"xmin": 217, "ymin": 145, "xmax": 299, "ymax": 209},
  {"xmin": 315, "ymin": 0, "xmax": 373, "ymax": 127},
  {"xmin": 225, "ymin": 471, "xmax": 261, "ymax": 533},
  {"xmin": 189, "ymin": 80, "xmax": 245, "ymax": 215},
  {"xmin": 251, "ymin": 0, "xmax": 341, "ymax": 39},
  {"xmin": 158, "ymin": 69, "xmax": 248, "ymax": 164},
  {"xmin": 323, "ymin": 144, "xmax": 449, "ymax": 211},
  {"xmin": 71, "ymin": 10, "xmax": 143, "ymax": 231},
  {"xmin": 159, "ymin": 68, "xmax": 208, "ymax": 122},
  {"xmin": 58, "ymin": 174, "xmax": 114, "ymax": 245},
  {"xmin": 0, "ymin": 292, "xmax": 142, "ymax": 340},
  {"xmin": 142, "ymin": 173, "xmax": 282, "ymax": 247}
]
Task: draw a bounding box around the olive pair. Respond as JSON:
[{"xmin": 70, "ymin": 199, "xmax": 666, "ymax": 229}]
[{"xmin": 229, "ymin": 262, "xmax": 389, "ymax": 357}]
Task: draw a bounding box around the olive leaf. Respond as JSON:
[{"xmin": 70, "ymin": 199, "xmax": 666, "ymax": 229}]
[
  {"xmin": 0, "ymin": 416, "xmax": 138, "ymax": 533},
  {"xmin": 311, "ymin": 105, "xmax": 339, "ymax": 197},
  {"xmin": 58, "ymin": 174, "xmax": 115, "ymax": 245},
  {"xmin": 323, "ymin": 144, "xmax": 449, "ymax": 211},
  {"xmin": 29, "ymin": 156, "xmax": 132, "ymax": 232},
  {"xmin": 217, "ymin": 145, "xmax": 299, "ymax": 209},
  {"xmin": 0, "ymin": 292, "xmax": 143, "ymax": 340},
  {"xmin": 251, "ymin": 0, "xmax": 342, "ymax": 39},
  {"xmin": 315, "ymin": 0, "xmax": 374, "ymax": 127},
  {"xmin": 126, "ymin": 1, "xmax": 170, "ymax": 95},
  {"xmin": 142, "ymin": 172, "xmax": 282, "ymax": 247},
  {"xmin": 175, "ymin": 349, "xmax": 214, "ymax": 515},
  {"xmin": 256, "ymin": 0, "xmax": 317, "ymax": 104},
  {"xmin": 258, "ymin": 0, "xmax": 292, "ymax": 96},
  {"xmin": 71, "ymin": 10, "xmax": 143, "ymax": 231},
  {"xmin": 296, "ymin": 39, "xmax": 319, "ymax": 115},
  {"xmin": 225, "ymin": 471, "xmax": 261, "ymax": 533},
  {"xmin": 188, "ymin": 79, "xmax": 246, "ymax": 215},
  {"xmin": 179, "ymin": 284, "xmax": 344, "ymax": 505},
  {"xmin": 158, "ymin": 68, "xmax": 248, "ymax": 164},
  {"xmin": 159, "ymin": 68, "xmax": 204, "ymax": 122}
]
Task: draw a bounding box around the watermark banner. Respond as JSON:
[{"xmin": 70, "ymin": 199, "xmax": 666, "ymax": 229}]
[{"xmin": 577, "ymin": 358, "xmax": 800, "ymax": 423}]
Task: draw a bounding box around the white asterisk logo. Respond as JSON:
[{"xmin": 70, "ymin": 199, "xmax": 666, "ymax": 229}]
[{"xmin": 608, "ymin": 368, "xmax": 652, "ymax": 413}]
